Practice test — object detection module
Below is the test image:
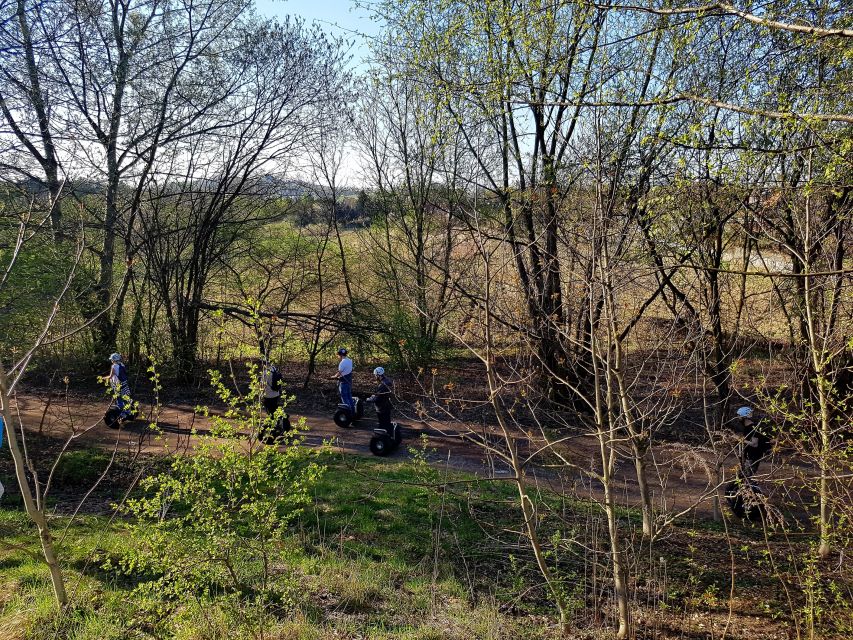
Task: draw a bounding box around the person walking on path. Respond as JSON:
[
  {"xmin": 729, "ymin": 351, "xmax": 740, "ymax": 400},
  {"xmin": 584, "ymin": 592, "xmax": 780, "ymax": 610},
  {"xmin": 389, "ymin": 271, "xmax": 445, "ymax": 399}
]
[{"xmin": 331, "ymin": 348, "xmax": 355, "ymax": 412}]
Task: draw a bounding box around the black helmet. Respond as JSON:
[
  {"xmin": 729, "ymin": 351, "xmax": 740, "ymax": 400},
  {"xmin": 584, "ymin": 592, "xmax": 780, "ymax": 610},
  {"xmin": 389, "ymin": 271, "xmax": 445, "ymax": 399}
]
[{"xmin": 337, "ymin": 348, "xmax": 348, "ymax": 356}]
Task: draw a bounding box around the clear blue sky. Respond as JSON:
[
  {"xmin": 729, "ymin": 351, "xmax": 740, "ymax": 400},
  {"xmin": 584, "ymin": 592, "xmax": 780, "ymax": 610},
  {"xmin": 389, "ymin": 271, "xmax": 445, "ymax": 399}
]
[{"xmin": 253, "ymin": 0, "xmax": 380, "ymax": 67}]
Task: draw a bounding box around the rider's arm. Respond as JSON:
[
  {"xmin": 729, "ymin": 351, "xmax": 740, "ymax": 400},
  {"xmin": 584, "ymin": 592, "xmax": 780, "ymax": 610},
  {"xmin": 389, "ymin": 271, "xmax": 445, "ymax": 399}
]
[
  {"xmin": 375, "ymin": 381, "xmax": 391, "ymax": 401},
  {"xmin": 743, "ymin": 421, "xmax": 759, "ymax": 448}
]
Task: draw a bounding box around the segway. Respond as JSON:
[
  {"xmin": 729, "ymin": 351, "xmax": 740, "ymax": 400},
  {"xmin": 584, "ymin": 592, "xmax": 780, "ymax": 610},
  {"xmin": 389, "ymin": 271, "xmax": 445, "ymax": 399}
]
[
  {"xmin": 259, "ymin": 413, "xmax": 292, "ymax": 445},
  {"xmin": 369, "ymin": 422, "xmax": 402, "ymax": 457},
  {"xmin": 333, "ymin": 396, "xmax": 364, "ymax": 428},
  {"xmin": 725, "ymin": 474, "xmax": 766, "ymax": 522},
  {"xmin": 104, "ymin": 406, "xmax": 135, "ymax": 429}
]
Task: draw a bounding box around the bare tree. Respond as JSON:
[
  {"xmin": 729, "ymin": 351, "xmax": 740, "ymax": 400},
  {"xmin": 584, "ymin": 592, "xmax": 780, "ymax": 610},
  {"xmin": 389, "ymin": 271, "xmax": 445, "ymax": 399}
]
[
  {"xmin": 134, "ymin": 16, "xmax": 348, "ymax": 377},
  {"xmin": 0, "ymin": 0, "xmax": 65, "ymax": 234},
  {"xmin": 355, "ymin": 69, "xmax": 462, "ymax": 365},
  {"xmin": 35, "ymin": 0, "xmax": 257, "ymax": 358},
  {"xmin": 372, "ymin": 0, "xmax": 613, "ymax": 401}
]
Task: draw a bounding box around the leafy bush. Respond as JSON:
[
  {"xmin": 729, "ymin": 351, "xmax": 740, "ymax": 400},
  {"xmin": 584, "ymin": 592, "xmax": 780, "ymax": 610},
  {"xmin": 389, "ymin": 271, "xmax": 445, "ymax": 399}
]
[
  {"xmin": 116, "ymin": 365, "xmax": 325, "ymax": 617},
  {"xmin": 378, "ymin": 305, "xmax": 442, "ymax": 368}
]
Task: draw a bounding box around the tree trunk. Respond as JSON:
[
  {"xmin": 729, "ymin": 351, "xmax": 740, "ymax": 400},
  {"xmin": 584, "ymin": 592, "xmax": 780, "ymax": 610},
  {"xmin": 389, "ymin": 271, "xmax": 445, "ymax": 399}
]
[
  {"xmin": 11, "ymin": 0, "xmax": 63, "ymax": 234},
  {"xmin": 815, "ymin": 373, "xmax": 833, "ymax": 560},
  {"xmin": 488, "ymin": 366, "xmax": 572, "ymax": 635},
  {"xmin": 603, "ymin": 477, "xmax": 631, "ymax": 639},
  {"xmin": 172, "ymin": 307, "xmax": 200, "ymax": 383},
  {"xmin": 631, "ymin": 437, "xmax": 654, "ymax": 538},
  {"xmin": 483, "ymin": 256, "xmax": 571, "ymax": 633},
  {"xmin": 0, "ymin": 367, "xmax": 67, "ymax": 607},
  {"xmin": 594, "ymin": 371, "xmax": 631, "ymax": 638}
]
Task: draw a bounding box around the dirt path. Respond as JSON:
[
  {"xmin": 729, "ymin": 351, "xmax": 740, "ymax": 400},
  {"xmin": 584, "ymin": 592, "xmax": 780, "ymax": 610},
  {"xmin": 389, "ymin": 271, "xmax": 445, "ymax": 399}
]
[{"xmin": 9, "ymin": 391, "xmax": 815, "ymax": 522}]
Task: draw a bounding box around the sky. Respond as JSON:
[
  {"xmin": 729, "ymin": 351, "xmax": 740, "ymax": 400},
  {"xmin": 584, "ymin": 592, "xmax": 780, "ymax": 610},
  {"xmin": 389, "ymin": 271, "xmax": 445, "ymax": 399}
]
[
  {"xmin": 252, "ymin": 0, "xmax": 380, "ymax": 69},
  {"xmin": 251, "ymin": 1, "xmax": 384, "ymax": 185}
]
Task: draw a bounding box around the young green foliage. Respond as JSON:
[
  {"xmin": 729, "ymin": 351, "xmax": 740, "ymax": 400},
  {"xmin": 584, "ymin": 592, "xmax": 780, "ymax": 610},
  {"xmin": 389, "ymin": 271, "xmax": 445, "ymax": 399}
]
[{"xmin": 118, "ymin": 365, "xmax": 325, "ymax": 608}]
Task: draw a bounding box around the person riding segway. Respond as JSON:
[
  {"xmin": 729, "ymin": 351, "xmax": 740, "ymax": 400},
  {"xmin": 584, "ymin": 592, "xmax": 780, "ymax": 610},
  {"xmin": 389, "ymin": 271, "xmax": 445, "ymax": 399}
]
[
  {"xmin": 331, "ymin": 348, "xmax": 362, "ymax": 427},
  {"xmin": 366, "ymin": 366, "xmax": 401, "ymax": 456},
  {"xmin": 725, "ymin": 406, "xmax": 772, "ymax": 521},
  {"xmin": 259, "ymin": 362, "xmax": 291, "ymax": 444},
  {"xmin": 103, "ymin": 353, "xmax": 136, "ymax": 428},
  {"xmin": 736, "ymin": 405, "xmax": 774, "ymax": 476}
]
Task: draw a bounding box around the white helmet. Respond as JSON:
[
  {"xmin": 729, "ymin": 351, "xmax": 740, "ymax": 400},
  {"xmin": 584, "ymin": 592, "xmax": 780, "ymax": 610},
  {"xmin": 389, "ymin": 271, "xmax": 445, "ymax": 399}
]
[
  {"xmin": 109, "ymin": 353, "xmax": 122, "ymax": 362},
  {"xmin": 373, "ymin": 367, "xmax": 385, "ymax": 377},
  {"xmin": 736, "ymin": 406, "xmax": 753, "ymax": 418}
]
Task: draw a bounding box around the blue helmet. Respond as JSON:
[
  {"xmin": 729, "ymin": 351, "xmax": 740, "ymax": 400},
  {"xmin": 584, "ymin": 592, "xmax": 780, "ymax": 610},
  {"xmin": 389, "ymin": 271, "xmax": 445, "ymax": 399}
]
[
  {"xmin": 337, "ymin": 348, "xmax": 348, "ymax": 356},
  {"xmin": 109, "ymin": 353, "xmax": 122, "ymax": 362}
]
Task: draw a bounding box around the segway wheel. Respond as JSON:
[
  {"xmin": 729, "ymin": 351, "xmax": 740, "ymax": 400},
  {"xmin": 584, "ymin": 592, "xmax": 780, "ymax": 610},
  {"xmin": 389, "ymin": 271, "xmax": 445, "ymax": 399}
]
[
  {"xmin": 334, "ymin": 408, "xmax": 354, "ymax": 428},
  {"xmin": 370, "ymin": 434, "xmax": 393, "ymax": 457},
  {"xmin": 725, "ymin": 479, "xmax": 765, "ymax": 522},
  {"xmin": 260, "ymin": 415, "xmax": 292, "ymax": 444},
  {"xmin": 104, "ymin": 408, "xmax": 123, "ymax": 429}
]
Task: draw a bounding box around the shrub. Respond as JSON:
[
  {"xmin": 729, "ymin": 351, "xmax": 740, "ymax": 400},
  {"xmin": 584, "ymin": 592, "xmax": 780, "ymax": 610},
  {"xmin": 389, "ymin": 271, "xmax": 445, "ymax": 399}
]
[{"xmin": 116, "ymin": 365, "xmax": 325, "ymax": 619}]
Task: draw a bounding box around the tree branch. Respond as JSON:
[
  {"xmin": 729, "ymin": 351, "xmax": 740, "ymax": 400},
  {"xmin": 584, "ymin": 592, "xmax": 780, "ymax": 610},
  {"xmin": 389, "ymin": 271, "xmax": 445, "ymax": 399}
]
[
  {"xmin": 600, "ymin": 3, "xmax": 853, "ymax": 38},
  {"xmin": 517, "ymin": 93, "xmax": 853, "ymax": 124}
]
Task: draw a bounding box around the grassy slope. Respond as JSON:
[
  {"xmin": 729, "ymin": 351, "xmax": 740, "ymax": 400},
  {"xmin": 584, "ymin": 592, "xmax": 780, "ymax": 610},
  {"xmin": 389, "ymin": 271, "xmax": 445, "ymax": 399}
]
[
  {"xmin": 0, "ymin": 449, "xmax": 850, "ymax": 639},
  {"xmin": 0, "ymin": 450, "xmax": 547, "ymax": 640}
]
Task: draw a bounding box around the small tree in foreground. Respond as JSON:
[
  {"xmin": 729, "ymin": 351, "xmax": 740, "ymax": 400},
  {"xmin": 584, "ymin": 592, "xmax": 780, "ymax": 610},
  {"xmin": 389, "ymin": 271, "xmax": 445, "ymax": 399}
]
[
  {"xmin": 0, "ymin": 193, "xmax": 105, "ymax": 607},
  {"xmin": 118, "ymin": 366, "xmax": 325, "ymax": 627}
]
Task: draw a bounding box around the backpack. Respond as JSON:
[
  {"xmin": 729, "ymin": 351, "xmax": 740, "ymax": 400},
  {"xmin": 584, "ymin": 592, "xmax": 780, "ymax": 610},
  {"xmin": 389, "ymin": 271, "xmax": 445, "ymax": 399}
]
[{"xmin": 115, "ymin": 363, "xmax": 128, "ymax": 383}]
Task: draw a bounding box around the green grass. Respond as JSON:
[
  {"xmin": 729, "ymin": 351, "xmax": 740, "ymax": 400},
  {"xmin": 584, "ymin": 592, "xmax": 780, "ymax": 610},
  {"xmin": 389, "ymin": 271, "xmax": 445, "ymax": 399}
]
[
  {"xmin": 0, "ymin": 453, "xmax": 556, "ymax": 640},
  {"xmin": 50, "ymin": 450, "xmax": 114, "ymax": 488},
  {"xmin": 1, "ymin": 499, "xmax": 535, "ymax": 639},
  {"xmin": 1, "ymin": 449, "xmax": 849, "ymax": 639}
]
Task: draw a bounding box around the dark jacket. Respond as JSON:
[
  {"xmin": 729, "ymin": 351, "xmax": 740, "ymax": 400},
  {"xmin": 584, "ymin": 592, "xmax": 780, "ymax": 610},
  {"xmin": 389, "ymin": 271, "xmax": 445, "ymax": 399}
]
[
  {"xmin": 742, "ymin": 418, "xmax": 773, "ymax": 458},
  {"xmin": 374, "ymin": 377, "xmax": 393, "ymax": 412}
]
